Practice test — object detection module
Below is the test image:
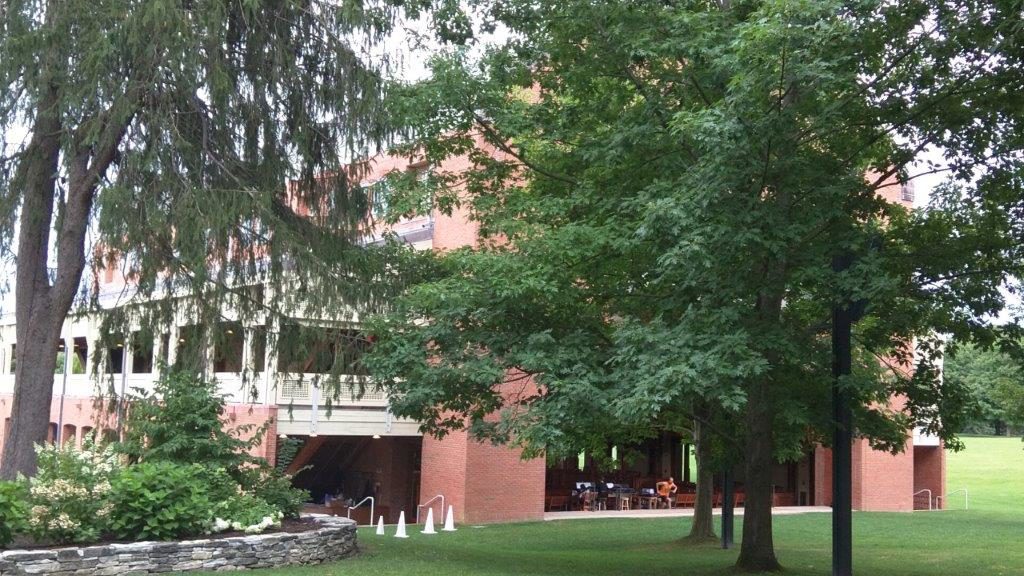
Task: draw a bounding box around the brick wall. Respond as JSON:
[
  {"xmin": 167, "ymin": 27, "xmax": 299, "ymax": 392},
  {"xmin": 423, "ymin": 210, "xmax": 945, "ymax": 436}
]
[
  {"xmin": 815, "ymin": 438, "xmax": 923, "ymax": 512},
  {"xmin": 419, "ymin": 429, "xmax": 546, "ymax": 525},
  {"xmin": 814, "ymin": 445, "xmax": 833, "ymax": 506},
  {"xmin": 0, "ymin": 394, "xmax": 277, "ymax": 466},
  {"xmin": 913, "ymin": 445, "xmax": 946, "ymax": 509},
  {"xmin": 463, "ymin": 438, "xmax": 546, "ymax": 524},
  {"xmin": 223, "ymin": 404, "xmax": 278, "ymax": 464},
  {"xmin": 419, "ymin": 432, "xmax": 469, "ymax": 523},
  {"xmin": 853, "ymin": 437, "xmax": 915, "ymax": 511}
]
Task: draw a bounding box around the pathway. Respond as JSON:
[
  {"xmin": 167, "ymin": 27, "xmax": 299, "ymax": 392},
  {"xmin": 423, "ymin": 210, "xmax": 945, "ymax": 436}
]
[{"xmin": 545, "ymin": 505, "xmax": 832, "ymax": 521}]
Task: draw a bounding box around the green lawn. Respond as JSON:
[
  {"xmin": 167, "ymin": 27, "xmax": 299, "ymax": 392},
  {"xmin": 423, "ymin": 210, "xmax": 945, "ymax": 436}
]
[{"xmin": 232, "ymin": 437, "xmax": 1024, "ymax": 576}]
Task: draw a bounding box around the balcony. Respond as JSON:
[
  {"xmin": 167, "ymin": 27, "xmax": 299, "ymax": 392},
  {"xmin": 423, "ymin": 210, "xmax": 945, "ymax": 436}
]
[{"xmin": 273, "ymin": 374, "xmax": 420, "ymax": 437}]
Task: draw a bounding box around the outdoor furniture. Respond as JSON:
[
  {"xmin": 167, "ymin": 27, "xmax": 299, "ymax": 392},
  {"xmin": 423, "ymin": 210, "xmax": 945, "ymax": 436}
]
[
  {"xmin": 675, "ymin": 493, "xmax": 696, "ymax": 508},
  {"xmin": 581, "ymin": 491, "xmax": 605, "ymax": 511},
  {"xmin": 546, "ymin": 495, "xmax": 569, "ymax": 511}
]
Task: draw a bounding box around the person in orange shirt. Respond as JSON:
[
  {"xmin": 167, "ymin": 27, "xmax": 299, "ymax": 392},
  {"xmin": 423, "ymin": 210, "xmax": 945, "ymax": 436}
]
[{"xmin": 656, "ymin": 477, "xmax": 678, "ymax": 508}]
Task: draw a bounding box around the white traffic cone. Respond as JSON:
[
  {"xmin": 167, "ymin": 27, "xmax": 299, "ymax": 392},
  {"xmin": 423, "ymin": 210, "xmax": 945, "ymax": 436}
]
[
  {"xmin": 375, "ymin": 515, "xmax": 385, "ymax": 535},
  {"xmin": 422, "ymin": 507, "xmax": 437, "ymax": 534},
  {"xmin": 395, "ymin": 511, "xmax": 409, "ymax": 538},
  {"xmin": 442, "ymin": 505, "xmax": 457, "ymax": 532}
]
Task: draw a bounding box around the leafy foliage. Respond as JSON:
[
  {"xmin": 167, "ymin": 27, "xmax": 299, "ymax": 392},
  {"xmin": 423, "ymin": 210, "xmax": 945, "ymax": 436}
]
[
  {"xmin": 0, "ymin": 480, "xmax": 28, "ymax": 548},
  {"xmin": 238, "ymin": 467, "xmax": 309, "ymax": 520},
  {"xmin": 367, "ymin": 0, "xmax": 1024, "ymax": 569},
  {"xmin": 117, "ymin": 372, "xmax": 268, "ymax": 473},
  {"xmin": 946, "ymin": 341, "xmax": 1024, "ymax": 436},
  {"xmin": 0, "ymin": 0, "xmax": 455, "ymax": 478},
  {"xmin": 274, "ymin": 436, "xmax": 304, "ymax": 472},
  {"xmin": 24, "ymin": 440, "xmax": 120, "ymax": 544},
  {"xmin": 106, "ymin": 462, "xmax": 215, "ymax": 541}
]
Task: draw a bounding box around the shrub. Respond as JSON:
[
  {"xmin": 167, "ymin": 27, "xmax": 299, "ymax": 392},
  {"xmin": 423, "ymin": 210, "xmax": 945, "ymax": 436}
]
[
  {"xmin": 26, "ymin": 440, "xmax": 119, "ymax": 544},
  {"xmin": 0, "ymin": 481, "xmax": 28, "ymax": 548},
  {"xmin": 117, "ymin": 372, "xmax": 269, "ymax": 475},
  {"xmin": 107, "ymin": 462, "xmax": 213, "ymax": 540},
  {"xmin": 211, "ymin": 492, "xmax": 282, "ymax": 534},
  {"xmin": 237, "ymin": 466, "xmax": 309, "ymax": 519}
]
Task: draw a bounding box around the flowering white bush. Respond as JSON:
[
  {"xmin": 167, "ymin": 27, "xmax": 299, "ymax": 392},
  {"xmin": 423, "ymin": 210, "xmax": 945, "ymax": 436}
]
[
  {"xmin": 27, "ymin": 439, "xmax": 122, "ymax": 543},
  {"xmin": 209, "ymin": 493, "xmax": 284, "ymax": 535}
]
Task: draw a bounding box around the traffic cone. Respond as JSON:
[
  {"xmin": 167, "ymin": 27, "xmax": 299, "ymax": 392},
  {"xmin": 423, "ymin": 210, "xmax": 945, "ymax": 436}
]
[
  {"xmin": 422, "ymin": 507, "xmax": 437, "ymax": 534},
  {"xmin": 395, "ymin": 511, "xmax": 409, "ymax": 538},
  {"xmin": 442, "ymin": 505, "xmax": 457, "ymax": 532},
  {"xmin": 375, "ymin": 515, "xmax": 385, "ymax": 535}
]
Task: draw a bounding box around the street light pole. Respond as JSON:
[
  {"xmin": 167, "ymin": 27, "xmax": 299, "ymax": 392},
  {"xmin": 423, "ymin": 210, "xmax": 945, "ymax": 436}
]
[{"xmin": 832, "ymin": 254, "xmax": 854, "ymax": 576}]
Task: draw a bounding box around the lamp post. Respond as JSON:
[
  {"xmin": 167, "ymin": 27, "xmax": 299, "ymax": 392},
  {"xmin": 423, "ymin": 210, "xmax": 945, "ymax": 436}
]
[
  {"xmin": 56, "ymin": 338, "xmax": 70, "ymax": 447},
  {"xmin": 832, "ymin": 270, "xmax": 853, "ymax": 576}
]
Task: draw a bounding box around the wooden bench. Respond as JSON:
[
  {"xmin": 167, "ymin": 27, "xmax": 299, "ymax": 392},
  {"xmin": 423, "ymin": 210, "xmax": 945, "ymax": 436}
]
[{"xmin": 674, "ymin": 493, "xmax": 697, "ymax": 508}]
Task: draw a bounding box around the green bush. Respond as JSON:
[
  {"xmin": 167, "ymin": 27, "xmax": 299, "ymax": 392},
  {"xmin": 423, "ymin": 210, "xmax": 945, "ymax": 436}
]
[
  {"xmin": 26, "ymin": 440, "xmax": 119, "ymax": 544},
  {"xmin": 0, "ymin": 481, "xmax": 28, "ymax": 548},
  {"xmin": 117, "ymin": 372, "xmax": 269, "ymax": 475},
  {"xmin": 107, "ymin": 462, "xmax": 213, "ymax": 540},
  {"xmin": 237, "ymin": 467, "xmax": 309, "ymax": 519}
]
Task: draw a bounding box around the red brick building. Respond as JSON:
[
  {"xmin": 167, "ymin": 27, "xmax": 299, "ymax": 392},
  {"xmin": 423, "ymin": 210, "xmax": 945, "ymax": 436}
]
[{"xmin": 0, "ymin": 150, "xmax": 943, "ymax": 525}]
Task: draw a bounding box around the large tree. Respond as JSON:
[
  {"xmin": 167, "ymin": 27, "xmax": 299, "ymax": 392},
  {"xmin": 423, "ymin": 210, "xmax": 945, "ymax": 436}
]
[
  {"xmin": 366, "ymin": 0, "xmax": 1024, "ymax": 571},
  {"xmin": 945, "ymin": 340, "xmax": 1024, "ymax": 436},
  {"xmin": 0, "ymin": 0, "xmax": 455, "ymax": 479}
]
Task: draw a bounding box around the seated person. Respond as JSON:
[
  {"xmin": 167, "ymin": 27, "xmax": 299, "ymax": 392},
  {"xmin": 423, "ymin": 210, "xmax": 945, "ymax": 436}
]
[{"xmin": 655, "ymin": 477, "xmax": 678, "ymax": 508}]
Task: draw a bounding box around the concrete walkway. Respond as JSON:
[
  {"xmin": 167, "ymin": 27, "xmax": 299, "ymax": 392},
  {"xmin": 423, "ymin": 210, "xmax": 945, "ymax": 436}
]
[{"xmin": 545, "ymin": 506, "xmax": 832, "ymax": 521}]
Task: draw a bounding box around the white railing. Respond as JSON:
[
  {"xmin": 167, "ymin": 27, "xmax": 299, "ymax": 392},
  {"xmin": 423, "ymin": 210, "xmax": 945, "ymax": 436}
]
[
  {"xmin": 275, "ymin": 374, "xmax": 387, "ymax": 406},
  {"xmin": 416, "ymin": 494, "xmax": 445, "ymax": 524},
  {"xmin": 936, "ymin": 488, "xmax": 969, "ymax": 511},
  {"xmin": 912, "ymin": 489, "xmax": 933, "ymax": 511},
  {"xmin": 346, "ymin": 496, "xmax": 375, "ymax": 526}
]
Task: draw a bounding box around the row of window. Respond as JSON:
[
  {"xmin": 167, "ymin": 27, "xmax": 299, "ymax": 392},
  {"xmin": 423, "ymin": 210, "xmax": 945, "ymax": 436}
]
[{"xmin": 4, "ymin": 324, "xmax": 371, "ymax": 376}]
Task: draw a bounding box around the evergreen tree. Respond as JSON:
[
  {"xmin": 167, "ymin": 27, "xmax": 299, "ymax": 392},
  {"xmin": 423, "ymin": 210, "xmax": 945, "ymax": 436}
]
[{"xmin": 0, "ymin": 0, "xmax": 450, "ymax": 479}]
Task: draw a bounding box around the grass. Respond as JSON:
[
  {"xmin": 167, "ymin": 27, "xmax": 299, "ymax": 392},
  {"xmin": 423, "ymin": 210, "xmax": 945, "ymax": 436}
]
[{"xmin": 218, "ymin": 437, "xmax": 1024, "ymax": 576}]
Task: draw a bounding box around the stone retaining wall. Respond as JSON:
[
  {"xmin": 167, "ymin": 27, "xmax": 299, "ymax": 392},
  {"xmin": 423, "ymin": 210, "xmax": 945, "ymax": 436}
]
[{"xmin": 0, "ymin": 516, "xmax": 357, "ymax": 575}]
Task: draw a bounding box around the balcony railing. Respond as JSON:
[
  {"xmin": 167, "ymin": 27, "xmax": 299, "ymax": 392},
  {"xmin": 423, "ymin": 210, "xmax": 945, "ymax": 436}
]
[{"xmin": 274, "ymin": 374, "xmax": 387, "ymax": 407}]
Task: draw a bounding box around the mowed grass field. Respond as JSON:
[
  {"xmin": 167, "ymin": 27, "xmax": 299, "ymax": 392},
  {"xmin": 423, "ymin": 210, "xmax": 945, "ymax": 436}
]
[{"xmin": 227, "ymin": 437, "xmax": 1024, "ymax": 576}]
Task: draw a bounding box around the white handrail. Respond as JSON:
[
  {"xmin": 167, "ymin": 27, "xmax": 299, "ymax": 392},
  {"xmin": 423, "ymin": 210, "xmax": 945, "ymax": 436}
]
[
  {"xmin": 417, "ymin": 494, "xmax": 445, "ymax": 524},
  {"xmin": 346, "ymin": 496, "xmax": 375, "ymax": 526},
  {"xmin": 912, "ymin": 489, "xmax": 933, "ymax": 511},
  {"xmin": 937, "ymin": 488, "xmax": 969, "ymax": 511}
]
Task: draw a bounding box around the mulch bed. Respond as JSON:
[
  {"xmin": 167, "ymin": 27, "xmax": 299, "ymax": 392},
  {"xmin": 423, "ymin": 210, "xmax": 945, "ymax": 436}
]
[{"xmin": 5, "ymin": 516, "xmax": 322, "ymax": 551}]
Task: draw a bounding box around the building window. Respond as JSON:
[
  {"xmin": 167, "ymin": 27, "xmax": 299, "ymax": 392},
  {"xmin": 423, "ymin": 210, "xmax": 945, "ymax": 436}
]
[
  {"xmin": 900, "ymin": 183, "xmax": 915, "ymax": 203},
  {"xmin": 71, "ymin": 337, "xmax": 87, "ymax": 374},
  {"xmin": 175, "ymin": 325, "xmax": 206, "ymax": 372},
  {"xmin": 9, "ymin": 344, "xmax": 14, "ymax": 374},
  {"xmin": 132, "ymin": 331, "xmax": 154, "ymax": 374},
  {"xmin": 106, "ymin": 343, "xmax": 125, "ymax": 375},
  {"xmin": 277, "ymin": 325, "xmax": 371, "ymax": 375},
  {"xmin": 158, "ymin": 334, "xmax": 170, "ymax": 369},
  {"xmin": 252, "ymin": 326, "xmax": 267, "ymax": 372},
  {"xmin": 214, "ymin": 322, "xmax": 244, "ymax": 373}
]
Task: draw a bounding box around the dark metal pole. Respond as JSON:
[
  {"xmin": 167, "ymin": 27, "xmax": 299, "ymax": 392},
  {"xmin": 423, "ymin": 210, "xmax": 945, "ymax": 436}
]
[
  {"xmin": 721, "ymin": 469, "xmax": 734, "ymax": 549},
  {"xmin": 832, "ymin": 256, "xmax": 853, "ymax": 576}
]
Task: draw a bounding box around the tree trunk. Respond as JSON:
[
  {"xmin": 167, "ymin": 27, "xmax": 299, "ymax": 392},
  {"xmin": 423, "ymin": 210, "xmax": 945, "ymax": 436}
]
[
  {"xmin": 0, "ymin": 13, "xmax": 122, "ymax": 475},
  {"xmin": 736, "ymin": 271, "xmax": 785, "ymax": 572},
  {"xmin": 688, "ymin": 411, "xmax": 716, "ymax": 541},
  {"xmin": 735, "ymin": 375, "xmax": 781, "ymax": 571},
  {"xmin": 0, "ymin": 75, "xmax": 64, "ymax": 479}
]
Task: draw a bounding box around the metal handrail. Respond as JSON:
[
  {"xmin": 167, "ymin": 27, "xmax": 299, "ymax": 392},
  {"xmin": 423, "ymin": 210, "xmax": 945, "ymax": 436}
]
[
  {"xmin": 416, "ymin": 494, "xmax": 445, "ymax": 524},
  {"xmin": 912, "ymin": 489, "xmax": 933, "ymax": 511},
  {"xmin": 937, "ymin": 488, "xmax": 969, "ymax": 511},
  {"xmin": 346, "ymin": 496, "xmax": 375, "ymax": 526}
]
